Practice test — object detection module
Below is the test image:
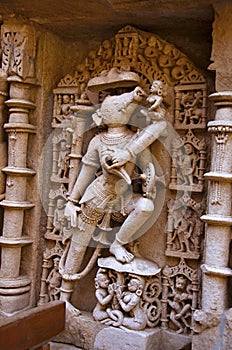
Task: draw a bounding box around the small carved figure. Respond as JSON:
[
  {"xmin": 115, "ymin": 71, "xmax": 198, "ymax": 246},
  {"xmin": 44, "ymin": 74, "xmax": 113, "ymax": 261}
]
[
  {"xmin": 115, "ymin": 275, "xmax": 147, "ymax": 330},
  {"xmin": 176, "ymin": 209, "xmax": 196, "ymax": 253},
  {"xmin": 57, "ymin": 141, "xmax": 70, "ymax": 178},
  {"xmin": 176, "ymin": 143, "xmax": 198, "ymax": 186},
  {"xmin": 99, "ymin": 274, "xmax": 147, "ymax": 330},
  {"xmin": 46, "ymin": 257, "xmax": 62, "ymax": 301},
  {"xmin": 56, "ymin": 94, "xmax": 74, "ymax": 122},
  {"xmin": 93, "ymin": 269, "xmax": 114, "ymax": 321},
  {"xmin": 180, "ymin": 91, "xmax": 202, "ymax": 125},
  {"xmin": 168, "ymin": 275, "xmax": 192, "ymax": 333},
  {"xmin": 141, "ymin": 80, "xmax": 166, "ymax": 125},
  {"xmin": 51, "ymin": 198, "xmax": 66, "ymax": 236}
]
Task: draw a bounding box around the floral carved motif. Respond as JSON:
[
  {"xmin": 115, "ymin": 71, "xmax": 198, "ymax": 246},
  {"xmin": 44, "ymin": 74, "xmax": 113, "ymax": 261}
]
[{"xmin": 1, "ymin": 24, "xmax": 37, "ymax": 80}]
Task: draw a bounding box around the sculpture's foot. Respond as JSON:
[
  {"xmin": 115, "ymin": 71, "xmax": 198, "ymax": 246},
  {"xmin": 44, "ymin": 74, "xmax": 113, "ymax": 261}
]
[
  {"xmin": 65, "ymin": 300, "xmax": 81, "ymax": 318},
  {"xmin": 110, "ymin": 240, "xmax": 134, "ymax": 263}
]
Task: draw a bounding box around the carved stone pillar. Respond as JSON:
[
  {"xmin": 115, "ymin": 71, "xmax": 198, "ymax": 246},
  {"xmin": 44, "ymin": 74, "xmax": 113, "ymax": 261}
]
[
  {"xmin": 0, "ymin": 78, "xmax": 36, "ymax": 313},
  {"xmin": 201, "ymin": 91, "xmax": 232, "ymax": 313},
  {"xmin": 0, "ymin": 72, "xmax": 8, "ymax": 200}
]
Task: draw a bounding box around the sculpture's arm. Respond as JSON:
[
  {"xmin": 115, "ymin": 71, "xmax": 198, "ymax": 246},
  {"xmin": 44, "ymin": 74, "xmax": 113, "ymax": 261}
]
[
  {"xmin": 68, "ymin": 164, "xmax": 97, "ymax": 202},
  {"xmin": 96, "ymin": 289, "xmax": 113, "ymax": 306},
  {"xmin": 110, "ymin": 120, "xmax": 167, "ymax": 168},
  {"xmin": 119, "ymin": 294, "xmax": 139, "ymax": 312},
  {"xmin": 126, "ymin": 120, "xmax": 167, "ymax": 157},
  {"xmin": 68, "ymin": 135, "xmax": 100, "ymax": 201}
]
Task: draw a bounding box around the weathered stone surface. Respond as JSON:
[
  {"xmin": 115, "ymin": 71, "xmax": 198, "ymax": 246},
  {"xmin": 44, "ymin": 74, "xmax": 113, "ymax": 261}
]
[
  {"xmin": 209, "ymin": 3, "xmax": 232, "ymax": 91},
  {"xmin": 54, "ymin": 311, "xmax": 192, "ymax": 350},
  {"xmin": 94, "ymin": 327, "xmax": 162, "ymax": 350},
  {"xmin": 192, "ymin": 309, "xmax": 232, "ymax": 350}
]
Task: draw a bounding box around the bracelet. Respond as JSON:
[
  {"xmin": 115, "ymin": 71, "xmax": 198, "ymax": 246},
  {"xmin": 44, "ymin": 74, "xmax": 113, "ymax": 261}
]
[{"xmin": 67, "ymin": 196, "xmax": 79, "ymax": 204}]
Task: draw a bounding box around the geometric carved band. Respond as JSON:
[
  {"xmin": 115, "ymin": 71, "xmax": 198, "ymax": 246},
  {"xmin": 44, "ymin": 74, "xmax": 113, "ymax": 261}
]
[
  {"xmin": 201, "ymin": 214, "xmax": 232, "ymax": 226},
  {"xmin": 204, "ymin": 171, "xmax": 232, "ymax": 182},
  {"xmin": 201, "ymin": 264, "xmax": 232, "ymax": 277},
  {"xmin": 0, "ymin": 200, "xmax": 35, "ymax": 209},
  {"xmin": 208, "ymin": 120, "xmax": 232, "ymax": 133}
]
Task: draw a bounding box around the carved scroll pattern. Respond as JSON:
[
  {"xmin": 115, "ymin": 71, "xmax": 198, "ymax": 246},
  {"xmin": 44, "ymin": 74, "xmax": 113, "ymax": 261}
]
[{"xmin": 56, "ymin": 25, "xmax": 205, "ymax": 101}]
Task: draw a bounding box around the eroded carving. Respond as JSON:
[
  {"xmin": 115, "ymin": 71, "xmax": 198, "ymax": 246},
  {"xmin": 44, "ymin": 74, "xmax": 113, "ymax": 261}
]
[
  {"xmin": 1, "ymin": 25, "xmax": 36, "ymax": 80},
  {"xmin": 166, "ymin": 196, "xmax": 203, "ymax": 259},
  {"xmin": 46, "ymin": 257, "xmax": 62, "ymax": 301},
  {"xmin": 161, "ymin": 259, "xmax": 198, "ymax": 334},
  {"xmin": 170, "ymin": 130, "xmax": 206, "ymax": 192},
  {"xmin": 174, "ymin": 84, "xmax": 207, "ymax": 129}
]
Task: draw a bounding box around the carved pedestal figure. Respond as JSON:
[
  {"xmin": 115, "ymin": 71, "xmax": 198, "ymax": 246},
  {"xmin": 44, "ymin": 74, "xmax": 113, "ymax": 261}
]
[{"xmin": 93, "ymin": 257, "xmax": 161, "ymax": 331}]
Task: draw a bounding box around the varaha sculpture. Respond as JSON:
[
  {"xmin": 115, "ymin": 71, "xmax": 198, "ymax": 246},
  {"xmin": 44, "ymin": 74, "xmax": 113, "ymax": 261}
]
[
  {"xmin": 0, "ymin": 13, "xmax": 231, "ymax": 350},
  {"xmin": 37, "ymin": 26, "xmax": 208, "ymax": 344},
  {"xmin": 59, "ymin": 72, "xmax": 167, "ymax": 324}
]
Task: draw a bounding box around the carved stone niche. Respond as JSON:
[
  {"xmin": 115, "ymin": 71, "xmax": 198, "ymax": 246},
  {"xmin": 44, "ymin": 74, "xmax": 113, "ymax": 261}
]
[
  {"xmin": 38, "ymin": 25, "xmax": 208, "ymax": 350},
  {"xmin": 52, "ymin": 87, "xmax": 79, "ymax": 128},
  {"xmin": 44, "ymin": 185, "xmax": 69, "ymax": 241},
  {"xmin": 161, "ymin": 258, "xmax": 199, "ymax": 335},
  {"xmin": 50, "ymin": 128, "xmax": 71, "ymax": 183},
  {"xmin": 166, "ymin": 195, "xmax": 203, "ymax": 260},
  {"xmin": 174, "ymin": 84, "xmax": 207, "ymax": 130},
  {"xmin": 38, "ymin": 242, "xmax": 64, "ymax": 305},
  {"xmin": 93, "ymin": 256, "xmax": 162, "ymax": 331},
  {"xmin": 169, "ymin": 129, "xmax": 207, "ymax": 192}
]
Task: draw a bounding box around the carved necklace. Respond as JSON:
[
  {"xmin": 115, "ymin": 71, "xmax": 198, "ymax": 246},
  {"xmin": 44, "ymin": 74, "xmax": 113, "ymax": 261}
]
[{"xmin": 100, "ymin": 127, "xmax": 131, "ymax": 145}]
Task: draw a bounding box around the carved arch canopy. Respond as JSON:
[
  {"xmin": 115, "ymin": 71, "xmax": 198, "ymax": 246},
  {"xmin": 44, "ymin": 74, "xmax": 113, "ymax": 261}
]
[{"xmin": 58, "ymin": 25, "xmax": 205, "ymax": 94}]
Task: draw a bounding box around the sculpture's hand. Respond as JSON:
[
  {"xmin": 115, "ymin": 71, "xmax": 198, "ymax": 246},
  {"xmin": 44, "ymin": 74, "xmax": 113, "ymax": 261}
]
[
  {"xmin": 64, "ymin": 201, "xmax": 80, "ymax": 227},
  {"xmin": 108, "ymin": 284, "xmax": 114, "ymax": 295},
  {"xmin": 110, "ymin": 149, "xmax": 131, "ymax": 168}
]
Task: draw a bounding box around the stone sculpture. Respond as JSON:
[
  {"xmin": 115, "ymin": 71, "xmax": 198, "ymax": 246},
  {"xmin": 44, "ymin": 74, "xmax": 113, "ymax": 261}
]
[
  {"xmin": 37, "ymin": 27, "xmax": 207, "ymax": 342},
  {"xmin": 167, "ymin": 275, "xmax": 192, "ymax": 334},
  {"xmin": 46, "ymin": 257, "xmax": 62, "ymax": 301},
  {"xmin": 93, "ymin": 256, "xmax": 162, "ymax": 331},
  {"xmin": 59, "ymin": 72, "xmax": 167, "ymax": 312},
  {"xmin": 51, "ymin": 198, "xmax": 66, "ymax": 236}
]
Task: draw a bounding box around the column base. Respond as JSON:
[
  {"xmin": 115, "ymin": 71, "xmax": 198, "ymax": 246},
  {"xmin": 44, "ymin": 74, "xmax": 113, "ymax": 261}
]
[
  {"xmin": 192, "ymin": 309, "xmax": 232, "ymax": 350},
  {"xmin": 54, "ymin": 310, "xmax": 192, "ymax": 350},
  {"xmin": 0, "ymin": 276, "xmax": 31, "ymax": 314}
]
